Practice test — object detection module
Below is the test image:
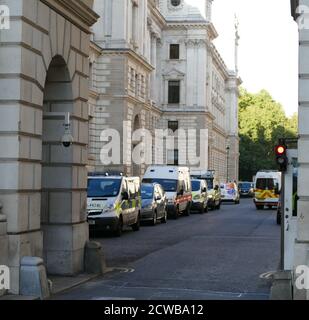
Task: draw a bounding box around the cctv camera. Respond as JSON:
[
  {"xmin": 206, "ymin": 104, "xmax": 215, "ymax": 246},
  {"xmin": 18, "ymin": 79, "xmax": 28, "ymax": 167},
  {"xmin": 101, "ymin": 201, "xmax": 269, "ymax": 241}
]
[{"xmin": 61, "ymin": 133, "xmax": 74, "ymax": 148}]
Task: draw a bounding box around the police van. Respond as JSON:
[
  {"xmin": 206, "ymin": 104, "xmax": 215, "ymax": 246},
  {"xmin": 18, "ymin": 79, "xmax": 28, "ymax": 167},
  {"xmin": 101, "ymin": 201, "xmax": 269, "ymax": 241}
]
[
  {"xmin": 254, "ymin": 170, "xmax": 281, "ymax": 210},
  {"xmin": 190, "ymin": 169, "xmax": 221, "ymax": 210},
  {"xmin": 143, "ymin": 166, "xmax": 192, "ymax": 219},
  {"xmin": 87, "ymin": 173, "xmax": 141, "ymax": 236}
]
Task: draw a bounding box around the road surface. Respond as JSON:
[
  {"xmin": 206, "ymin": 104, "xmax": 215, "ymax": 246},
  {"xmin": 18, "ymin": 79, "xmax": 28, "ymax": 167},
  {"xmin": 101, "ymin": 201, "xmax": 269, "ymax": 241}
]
[{"xmin": 52, "ymin": 199, "xmax": 280, "ymax": 300}]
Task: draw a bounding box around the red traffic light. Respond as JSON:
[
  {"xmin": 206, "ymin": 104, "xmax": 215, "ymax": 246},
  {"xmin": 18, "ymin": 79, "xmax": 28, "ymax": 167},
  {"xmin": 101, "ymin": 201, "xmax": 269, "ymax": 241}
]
[
  {"xmin": 275, "ymin": 143, "xmax": 288, "ymax": 172},
  {"xmin": 275, "ymin": 145, "xmax": 286, "ymax": 155}
]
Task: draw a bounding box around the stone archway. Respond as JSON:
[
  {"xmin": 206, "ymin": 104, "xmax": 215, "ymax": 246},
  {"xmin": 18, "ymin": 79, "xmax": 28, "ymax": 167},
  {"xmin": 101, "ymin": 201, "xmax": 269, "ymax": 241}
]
[
  {"xmin": 40, "ymin": 55, "xmax": 88, "ymax": 275},
  {"xmin": 0, "ymin": 1, "xmax": 98, "ymax": 295}
]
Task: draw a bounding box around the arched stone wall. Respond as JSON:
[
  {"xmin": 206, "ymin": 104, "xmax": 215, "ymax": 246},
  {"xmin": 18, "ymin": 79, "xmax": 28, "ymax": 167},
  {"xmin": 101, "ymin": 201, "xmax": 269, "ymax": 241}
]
[
  {"xmin": 41, "ymin": 55, "xmax": 89, "ymax": 275},
  {"xmin": 0, "ymin": 0, "xmax": 98, "ymax": 294}
]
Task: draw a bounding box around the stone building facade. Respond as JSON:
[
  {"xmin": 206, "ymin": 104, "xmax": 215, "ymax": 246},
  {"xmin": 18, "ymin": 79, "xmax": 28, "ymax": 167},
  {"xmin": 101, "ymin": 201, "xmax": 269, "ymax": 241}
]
[
  {"xmin": 0, "ymin": 0, "xmax": 98, "ymax": 294},
  {"xmin": 89, "ymin": 0, "xmax": 240, "ymax": 182},
  {"xmin": 0, "ymin": 0, "xmax": 240, "ymax": 298}
]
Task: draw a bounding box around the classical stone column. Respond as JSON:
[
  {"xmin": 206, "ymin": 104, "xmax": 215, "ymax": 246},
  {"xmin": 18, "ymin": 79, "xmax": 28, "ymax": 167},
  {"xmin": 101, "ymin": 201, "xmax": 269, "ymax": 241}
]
[
  {"xmin": 185, "ymin": 40, "xmax": 197, "ymax": 107},
  {"xmin": 197, "ymin": 40, "xmax": 207, "ymax": 108},
  {"xmin": 150, "ymin": 33, "xmax": 158, "ymax": 101},
  {"xmin": 225, "ymin": 74, "xmax": 241, "ymax": 182},
  {"xmin": 156, "ymin": 39, "xmax": 163, "ymax": 104},
  {"xmin": 132, "ymin": 1, "xmax": 139, "ymax": 50}
]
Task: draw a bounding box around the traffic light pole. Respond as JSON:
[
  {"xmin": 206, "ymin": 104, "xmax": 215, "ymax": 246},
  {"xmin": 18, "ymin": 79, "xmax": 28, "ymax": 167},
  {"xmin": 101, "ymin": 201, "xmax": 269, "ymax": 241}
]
[
  {"xmin": 276, "ymin": 137, "xmax": 298, "ymax": 270},
  {"xmin": 280, "ymin": 172, "xmax": 285, "ymax": 270}
]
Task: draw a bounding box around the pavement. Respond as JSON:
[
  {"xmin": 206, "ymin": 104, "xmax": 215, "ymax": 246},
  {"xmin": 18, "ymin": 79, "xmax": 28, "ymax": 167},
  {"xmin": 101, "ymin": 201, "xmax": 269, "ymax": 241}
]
[
  {"xmin": 0, "ymin": 274, "xmax": 100, "ymax": 300},
  {"xmin": 51, "ymin": 198, "xmax": 281, "ymax": 300},
  {"xmin": 49, "ymin": 273, "xmax": 101, "ymax": 295}
]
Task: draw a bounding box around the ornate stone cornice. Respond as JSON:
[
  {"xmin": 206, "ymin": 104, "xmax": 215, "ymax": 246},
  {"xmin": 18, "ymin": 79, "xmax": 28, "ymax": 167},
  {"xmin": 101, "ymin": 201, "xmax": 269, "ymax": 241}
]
[
  {"xmin": 207, "ymin": 22, "xmax": 218, "ymax": 40},
  {"xmin": 40, "ymin": 0, "xmax": 99, "ymax": 33},
  {"xmin": 166, "ymin": 22, "xmax": 208, "ymax": 30},
  {"xmin": 120, "ymin": 95, "xmax": 163, "ymax": 114},
  {"xmin": 162, "ymin": 67, "xmax": 185, "ymax": 80},
  {"xmin": 211, "ymin": 44, "xmax": 230, "ymax": 80},
  {"xmin": 90, "ymin": 40, "xmax": 102, "ymax": 55},
  {"xmin": 161, "ymin": 110, "xmax": 216, "ymax": 120},
  {"xmin": 148, "ymin": 1, "xmax": 167, "ymax": 29},
  {"xmin": 102, "ymin": 48, "xmax": 154, "ymax": 72},
  {"xmin": 212, "ymin": 123, "xmax": 228, "ymax": 138},
  {"xmin": 185, "ymin": 39, "xmax": 207, "ymax": 48},
  {"xmin": 89, "ymin": 88, "xmax": 99, "ymax": 100}
]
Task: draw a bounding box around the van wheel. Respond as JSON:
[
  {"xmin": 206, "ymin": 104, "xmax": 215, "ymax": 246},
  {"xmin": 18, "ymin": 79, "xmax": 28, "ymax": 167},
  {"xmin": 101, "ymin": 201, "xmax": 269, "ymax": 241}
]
[
  {"xmin": 132, "ymin": 214, "xmax": 140, "ymax": 231},
  {"xmin": 151, "ymin": 211, "xmax": 157, "ymax": 226},
  {"xmin": 114, "ymin": 216, "xmax": 123, "ymax": 237},
  {"xmin": 173, "ymin": 206, "xmax": 179, "ymax": 220},
  {"xmin": 204, "ymin": 203, "xmax": 209, "ymax": 213},
  {"xmin": 161, "ymin": 209, "xmax": 167, "ymax": 224},
  {"xmin": 256, "ymin": 205, "xmax": 264, "ymax": 210},
  {"xmin": 184, "ymin": 203, "xmax": 191, "ymax": 216}
]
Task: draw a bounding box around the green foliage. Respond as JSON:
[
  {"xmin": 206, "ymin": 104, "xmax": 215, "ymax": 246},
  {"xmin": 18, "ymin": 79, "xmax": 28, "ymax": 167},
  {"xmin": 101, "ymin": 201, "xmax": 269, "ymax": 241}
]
[{"xmin": 239, "ymin": 89, "xmax": 298, "ymax": 181}]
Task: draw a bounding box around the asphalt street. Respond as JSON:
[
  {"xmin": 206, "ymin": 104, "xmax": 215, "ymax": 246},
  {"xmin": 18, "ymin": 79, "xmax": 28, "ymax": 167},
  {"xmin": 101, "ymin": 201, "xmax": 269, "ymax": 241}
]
[{"xmin": 52, "ymin": 199, "xmax": 280, "ymax": 300}]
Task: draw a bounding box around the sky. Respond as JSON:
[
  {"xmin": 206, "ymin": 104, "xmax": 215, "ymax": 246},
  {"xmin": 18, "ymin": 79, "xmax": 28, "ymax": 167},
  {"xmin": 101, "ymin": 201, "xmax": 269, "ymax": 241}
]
[{"xmin": 188, "ymin": 0, "xmax": 299, "ymax": 116}]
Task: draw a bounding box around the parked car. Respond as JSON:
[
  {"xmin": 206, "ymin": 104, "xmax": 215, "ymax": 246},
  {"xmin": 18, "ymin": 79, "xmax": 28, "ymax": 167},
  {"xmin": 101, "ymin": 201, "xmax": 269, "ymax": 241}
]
[
  {"xmin": 190, "ymin": 170, "xmax": 221, "ymax": 210},
  {"xmin": 191, "ymin": 179, "xmax": 208, "ymax": 213},
  {"xmin": 238, "ymin": 181, "xmax": 254, "ymax": 197},
  {"xmin": 87, "ymin": 173, "xmax": 141, "ymax": 237},
  {"xmin": 220, "ymin": 182, "xmax": 240, "ymax": 204},
  {"xmin": 143, "ymin": 166, "xmax": 192, "ymax": 219},
  {"xmin": 141, "ymin": 183, "xmax": 168, "ymax": 225},
  {"xmin": 208, "ymin": 184, "xmax": 222, "ymax": 210}
]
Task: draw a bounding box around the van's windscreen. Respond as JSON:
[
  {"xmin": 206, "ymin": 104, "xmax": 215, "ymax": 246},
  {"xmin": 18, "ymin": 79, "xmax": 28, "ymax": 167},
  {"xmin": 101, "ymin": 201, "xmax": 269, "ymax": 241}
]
[
  {"xmin": 142, "ymin": 179, "xmax": 177, "ymax": 192},
  {"xmin": 206, "ymin": 178, "xmax": 213, "ymax": 190},
  {"xmin": 256, "ymin": 178, "xmax": 275, "ymax": 190},
  {"xmin": 88, "ymin": 179, "xmax": 121, "ymax": 197},
  {"xmin": 239, "ymin": 182, "xmax": 252, "ymax": 189},
  {"xmin": 141, "ymin": 185, "xmax": 154, "ymax": 199},
  {"xmin": 191, "ymin": 181, "xmax": 201, "ymax": 191}
]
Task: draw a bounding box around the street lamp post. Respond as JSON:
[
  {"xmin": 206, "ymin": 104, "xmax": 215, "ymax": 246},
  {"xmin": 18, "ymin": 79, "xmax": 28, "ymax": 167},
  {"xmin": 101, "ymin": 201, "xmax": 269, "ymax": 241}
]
[{"xmin": 226, "ymin": 145, "xmax": 230, "ymax": 183}]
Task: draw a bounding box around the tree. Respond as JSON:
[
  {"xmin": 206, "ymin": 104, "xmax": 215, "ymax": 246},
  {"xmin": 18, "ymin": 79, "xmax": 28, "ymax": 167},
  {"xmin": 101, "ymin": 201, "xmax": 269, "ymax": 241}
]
[{"xmin": 239, "ymin": 89, "xmax": 298, "ymax": 181}]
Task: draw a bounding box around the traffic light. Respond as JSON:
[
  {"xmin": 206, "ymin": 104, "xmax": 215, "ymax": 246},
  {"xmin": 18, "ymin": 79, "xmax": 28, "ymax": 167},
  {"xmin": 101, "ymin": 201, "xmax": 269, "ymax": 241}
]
[{"xmin": 275, "ymin": 143, "xmax": 288, "ymax": 172}]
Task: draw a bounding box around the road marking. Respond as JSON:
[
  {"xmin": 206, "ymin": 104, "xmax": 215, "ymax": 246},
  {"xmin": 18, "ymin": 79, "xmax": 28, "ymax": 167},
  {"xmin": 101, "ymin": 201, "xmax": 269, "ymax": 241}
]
[
  {"xmin": 99, "ymin": 283, "xmax": 269, "ymax": 299},
  {"xmin": 259, "ymin": 271, "xmax": 276, "ymax": 279},
  {"xmin": 110, "ymin": 267, "xmax": 135, "ymax": 274}
]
